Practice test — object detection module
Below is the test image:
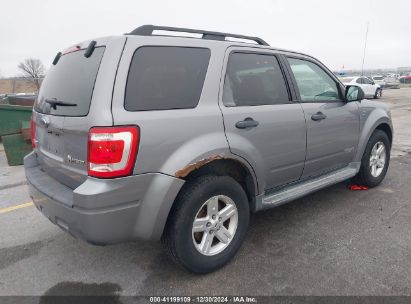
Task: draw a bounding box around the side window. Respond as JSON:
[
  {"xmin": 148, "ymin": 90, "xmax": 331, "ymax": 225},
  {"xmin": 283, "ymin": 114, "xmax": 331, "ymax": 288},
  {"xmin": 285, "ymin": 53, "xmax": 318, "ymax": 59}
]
[
  {"xmin": 125, "ymin": 47, "xmax": 210, "ymax": 111},
  {"xmin": 363, "ymin": 78, "xmax": 372, "ymax": 84},
  {"xmin": 223, "ymin": 52, "xmax": 290, "ymax": 106},
  {"xmin": 356, "ymin": 78, "xmax": 363, "ymax": 84},
  {"xmin": 287, "ymin": 58, "xmax": 342, "ymax": 102}
]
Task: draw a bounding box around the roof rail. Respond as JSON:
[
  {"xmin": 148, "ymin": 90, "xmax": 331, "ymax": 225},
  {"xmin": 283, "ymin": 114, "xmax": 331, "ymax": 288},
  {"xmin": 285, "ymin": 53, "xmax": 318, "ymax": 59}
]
[{"xmin": 127, "ymin": 25, "xmax": 269, "ymax": 46}]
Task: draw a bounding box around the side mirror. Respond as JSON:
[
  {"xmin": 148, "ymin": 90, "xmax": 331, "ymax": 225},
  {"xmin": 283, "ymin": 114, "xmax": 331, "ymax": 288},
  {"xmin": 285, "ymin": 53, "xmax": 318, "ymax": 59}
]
[{"xmin": 345, "ymin": 85, "xmax": 364, "ymax": 102}]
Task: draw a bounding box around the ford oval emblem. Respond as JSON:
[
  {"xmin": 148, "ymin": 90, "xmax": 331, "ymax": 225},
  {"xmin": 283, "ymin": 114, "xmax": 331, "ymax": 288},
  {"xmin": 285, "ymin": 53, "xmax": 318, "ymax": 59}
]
[{"xmin": 41, "ymin": 116, "xmax": 50, "ymax": 128}]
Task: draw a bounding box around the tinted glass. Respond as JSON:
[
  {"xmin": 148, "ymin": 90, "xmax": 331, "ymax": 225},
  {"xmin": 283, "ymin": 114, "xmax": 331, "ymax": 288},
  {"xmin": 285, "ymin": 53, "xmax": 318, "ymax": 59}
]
[
  {"xmin": 287, "ymin": 58, "xmax": 341, "ymax": 102},
  {"xmin": 35, "ymin": 47, "xmax": 105, "ymax": 116},
  {"xmin": 356, "ymin": 78, "xmax": 363, "ymax": 84},
  {"xmin": 223, "ymin": 52, "xmax": 289, "ymax": 106},
  {"xmin": 373, "ymin": 76, "xmax": 384, "ymax": 80},
  {"xmin": 125, "ymin": 47, "xmax": 210, "ymax": 111}
]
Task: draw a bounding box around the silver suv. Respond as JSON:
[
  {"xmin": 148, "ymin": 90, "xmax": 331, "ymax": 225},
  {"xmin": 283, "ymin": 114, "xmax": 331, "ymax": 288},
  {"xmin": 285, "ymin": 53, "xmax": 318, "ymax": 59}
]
[{"xmin": 25, "ymin": 25, "xmax": 393, "ymax": 273}]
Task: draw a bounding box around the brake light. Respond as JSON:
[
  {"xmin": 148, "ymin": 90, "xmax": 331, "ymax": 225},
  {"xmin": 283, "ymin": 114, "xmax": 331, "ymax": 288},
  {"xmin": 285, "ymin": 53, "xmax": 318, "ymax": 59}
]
[
  {"xmin": 87, "ymin": 126, "xmax": 139, "ymax": 178},
  {"xmin": 62, "ymin": 45, "xmax": 81, "ymax": 55},
  {"xmin": 30, "ymin": 114, "xmax": 36, "ymax": 148}
]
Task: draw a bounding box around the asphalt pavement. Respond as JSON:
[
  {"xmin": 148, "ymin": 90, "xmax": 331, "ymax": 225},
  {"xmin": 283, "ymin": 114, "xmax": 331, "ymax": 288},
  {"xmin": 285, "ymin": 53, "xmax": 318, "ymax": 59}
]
[{"xmin": 0, "ymin": 88, "xmax": 410, "ymax": 297}]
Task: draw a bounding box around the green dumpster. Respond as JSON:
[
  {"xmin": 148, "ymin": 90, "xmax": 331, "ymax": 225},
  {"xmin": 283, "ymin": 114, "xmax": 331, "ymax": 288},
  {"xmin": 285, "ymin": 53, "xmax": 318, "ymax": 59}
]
[
  {"xmin": 0, "ymin": 104, "xmax": 33, "ymax": 166},
  {"xmin": 2, "ymin": 133, "xmax": 32, "ymax": 166},
  {"xmin": 0, "ymin": 104, "xmax": 32, "ymax": 136}
]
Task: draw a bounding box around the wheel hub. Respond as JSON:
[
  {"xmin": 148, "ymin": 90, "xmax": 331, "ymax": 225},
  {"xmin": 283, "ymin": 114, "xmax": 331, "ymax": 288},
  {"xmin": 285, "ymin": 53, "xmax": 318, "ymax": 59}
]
[
  {"xmin": 369, "ymin": 141, "xmax": 386, "ymax": 178},
  {"xmin": 192, "ymin": 195, "xmax": 238, "ymax": 256}
]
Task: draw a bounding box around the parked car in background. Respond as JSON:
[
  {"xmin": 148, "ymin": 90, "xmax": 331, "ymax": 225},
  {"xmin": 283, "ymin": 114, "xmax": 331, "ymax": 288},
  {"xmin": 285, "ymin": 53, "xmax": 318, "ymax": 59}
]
[
  {"xmin": 25, "ymin": 25, "xmax": 393, "ymax": 273},
  {"xmin": 371, "ymin": 75, "xmax": 386, "ymax": 88},
  {"xmin": 0, "ymin": 93, "xmax": 13, "ymax": 104},
  {"xmin": 399, "ymin": 75, "xmax": 411, "ymax": 83},
  {"xmin": 339, "ymin": 76, "xmax": 382, "ymax": 98},
  {"xmin": 0, "ymin": 93, "xmax": 37, "ymax": 106},
  {"xmin": 383, "ymin": 76, "xmax": 400, "ymax": 89},
  {"xmin": 385, "ymin": 73, "xmax": 399, "ymax": 79},
  {"xmin": 8, "ymin": 94, "xmax": 37, "ymax": 106}
]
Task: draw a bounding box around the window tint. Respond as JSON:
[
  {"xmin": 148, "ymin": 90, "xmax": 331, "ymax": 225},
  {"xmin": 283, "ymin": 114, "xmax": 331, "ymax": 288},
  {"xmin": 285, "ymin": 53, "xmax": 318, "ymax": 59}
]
[
  {"xmin": 125, "ymin": 47, "xmax": 210, "ymax": 111},
  {"xmin": 356, "ymin": 78, "xmax": 363, "ymax": 84},
  {"xmin": 363, "ymin": 77, "xmax": 373, "ymax": 84},
  {"xmin": 35, "ymin": 47, "xmax": 105, "ymax": 116},
  {"xmin": 287, "ymin": 58, "xmax": 341, "ymax": 102},
  {"xmin": 223, "ymin": 52, "xmax": 289, "ymax": 106}
]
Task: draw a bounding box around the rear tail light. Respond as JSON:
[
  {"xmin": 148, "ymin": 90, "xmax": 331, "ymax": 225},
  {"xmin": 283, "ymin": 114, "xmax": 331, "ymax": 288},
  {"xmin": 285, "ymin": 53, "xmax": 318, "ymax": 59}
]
[
  {"xmin": 30, "ymin": 114, "xmax": 36, "ymax": 148},
  {"xmin": 87, "ymin": 126, "xmax": 139, "ymax": 178}
]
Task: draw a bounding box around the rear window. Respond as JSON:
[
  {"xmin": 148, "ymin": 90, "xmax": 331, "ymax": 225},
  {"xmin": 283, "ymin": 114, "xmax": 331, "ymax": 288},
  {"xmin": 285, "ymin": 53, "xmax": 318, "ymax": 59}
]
[
  {"xmin": 124, "ymin": 46, "xmax": 210, "ymax": 111},
  {"xmin": 35, "ymin": 47, "xmax": 105, "ymax": 116},
  {"xmin": 373, "ymin": 76, "xmax": 384, "ymax": 80}
]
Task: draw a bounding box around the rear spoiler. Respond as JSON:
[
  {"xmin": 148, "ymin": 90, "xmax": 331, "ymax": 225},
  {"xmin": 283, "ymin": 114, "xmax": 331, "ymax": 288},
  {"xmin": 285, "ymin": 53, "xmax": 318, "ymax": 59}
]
[{"xmin": 52, "ymin": 40, "xmax": 97, "ymax": 65}]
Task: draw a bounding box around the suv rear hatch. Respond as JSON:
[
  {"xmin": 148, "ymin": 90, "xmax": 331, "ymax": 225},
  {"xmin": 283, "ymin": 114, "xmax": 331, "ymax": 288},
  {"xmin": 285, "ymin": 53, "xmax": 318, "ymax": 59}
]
[{"xmin": 32, "ymin": 36, "xmax": 126, "ymax": 191}]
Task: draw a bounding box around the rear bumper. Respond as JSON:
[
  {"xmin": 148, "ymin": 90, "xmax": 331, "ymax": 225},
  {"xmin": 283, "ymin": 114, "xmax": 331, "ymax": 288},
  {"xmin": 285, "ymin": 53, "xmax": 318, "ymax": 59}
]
[{"xmin": 24, "ymin": 152, "xmax": 185, "ymax": 244}]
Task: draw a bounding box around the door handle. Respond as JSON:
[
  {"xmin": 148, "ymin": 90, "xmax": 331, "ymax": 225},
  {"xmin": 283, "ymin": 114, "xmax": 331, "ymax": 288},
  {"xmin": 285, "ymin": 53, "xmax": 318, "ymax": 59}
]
[
  {"xmin": 235, "ymin": 117, "xmax": 259, "ymax": 129},
  {"xmin": 311, "ymin": 112, "xmax": 327, "ymax": 121}
]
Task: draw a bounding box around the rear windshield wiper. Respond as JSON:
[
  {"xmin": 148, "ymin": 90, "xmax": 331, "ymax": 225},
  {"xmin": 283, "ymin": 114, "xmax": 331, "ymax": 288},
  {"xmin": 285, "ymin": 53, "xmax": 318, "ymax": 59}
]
[{"xmin": 45, "ymin": 98, "xmax": 77, "ymax": 110}]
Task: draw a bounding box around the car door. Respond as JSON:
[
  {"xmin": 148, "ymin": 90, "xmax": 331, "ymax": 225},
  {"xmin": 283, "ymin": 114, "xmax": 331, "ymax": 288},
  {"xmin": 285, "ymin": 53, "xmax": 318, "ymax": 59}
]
[
  {"xmin": 219, "ymin": 49, "xmax": 307, "ymax": 191},
  {"xmin": 356, "ymin": 77, "xmax": 373, "ymax": 96},
  {"xmin": 285, "ymin": 56, "xmax": 360, "ymax": 178},
  {"xmin": 363, "ymin": 77, "xmax": 377, "ymax": 96},
  {"xmin": 355, "ymin": 77, "xmax": 366, "ymax": 93}
]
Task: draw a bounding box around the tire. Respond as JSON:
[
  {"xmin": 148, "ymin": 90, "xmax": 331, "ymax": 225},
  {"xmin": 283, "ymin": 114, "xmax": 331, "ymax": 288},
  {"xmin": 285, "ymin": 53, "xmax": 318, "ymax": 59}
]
[
  {"xmin": 374, "ymin": 88, "xmax": 382, "ymax": 99},
  {"xmin": 353, "ymin": 130, "xmax": 390, "ymax": 188},
  {"xmin": 162, "ymin": 175, "xmax": 250, "ymax": 273}
]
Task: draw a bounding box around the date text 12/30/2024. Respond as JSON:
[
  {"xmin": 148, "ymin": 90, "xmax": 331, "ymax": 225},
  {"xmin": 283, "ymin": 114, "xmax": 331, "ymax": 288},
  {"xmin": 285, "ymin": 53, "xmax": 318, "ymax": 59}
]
[{"xmin": 149, "ymin": 296, "xmax": 258, "ymax": 303}]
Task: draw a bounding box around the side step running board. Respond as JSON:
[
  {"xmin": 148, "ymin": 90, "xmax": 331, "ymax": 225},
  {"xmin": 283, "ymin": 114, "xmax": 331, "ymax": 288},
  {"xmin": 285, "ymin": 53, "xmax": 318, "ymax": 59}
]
[{"xmin": 256, "ymin": 163, "xmax": 360, "ymax": 211}]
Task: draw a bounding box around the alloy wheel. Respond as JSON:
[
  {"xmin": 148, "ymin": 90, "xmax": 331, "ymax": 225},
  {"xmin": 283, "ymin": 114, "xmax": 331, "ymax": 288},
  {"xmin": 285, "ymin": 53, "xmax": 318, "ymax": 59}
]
[
  {"xmin": 369, "ymin": 141, "xmax": 386, "ymax": 177},
  {"xmin": 192, "ymin": 195, "xmax": 238, "ymax": 256}
]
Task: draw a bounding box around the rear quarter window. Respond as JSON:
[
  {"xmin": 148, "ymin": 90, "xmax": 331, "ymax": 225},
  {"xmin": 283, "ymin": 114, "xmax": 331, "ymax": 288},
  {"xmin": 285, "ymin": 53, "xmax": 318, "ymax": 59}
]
[{"xmin": 124, "ymin": 46, "xmax": 211, "ymax": 111}]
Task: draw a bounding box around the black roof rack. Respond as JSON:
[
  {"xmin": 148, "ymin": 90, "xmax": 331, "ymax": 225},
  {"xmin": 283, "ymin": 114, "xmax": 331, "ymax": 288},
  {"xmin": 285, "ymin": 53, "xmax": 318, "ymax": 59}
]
[{"xmin": 128, "ymin": 25, "xmax": 269, "ymax": 46}]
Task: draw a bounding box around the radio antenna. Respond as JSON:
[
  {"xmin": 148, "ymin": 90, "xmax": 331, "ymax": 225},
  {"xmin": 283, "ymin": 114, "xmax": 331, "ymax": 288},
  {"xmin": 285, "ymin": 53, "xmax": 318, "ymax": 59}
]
[{"xmin": 361, "ymin": 22, "xmax": 369, "ymax": 76}]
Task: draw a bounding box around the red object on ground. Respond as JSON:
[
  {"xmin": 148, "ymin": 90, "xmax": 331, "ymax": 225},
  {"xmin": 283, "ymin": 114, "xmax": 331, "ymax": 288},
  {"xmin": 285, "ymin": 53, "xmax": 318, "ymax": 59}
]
[{"xmin": 347, "ymin": 184, "xmax": 369, "ymax": 190}]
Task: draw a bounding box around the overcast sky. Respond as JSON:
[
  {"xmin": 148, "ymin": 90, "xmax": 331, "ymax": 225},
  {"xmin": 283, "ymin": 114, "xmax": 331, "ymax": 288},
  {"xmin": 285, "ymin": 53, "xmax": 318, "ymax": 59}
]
[{"xmin": 0, "ymin": 0, "xmax": 410, "ymax": 77}]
